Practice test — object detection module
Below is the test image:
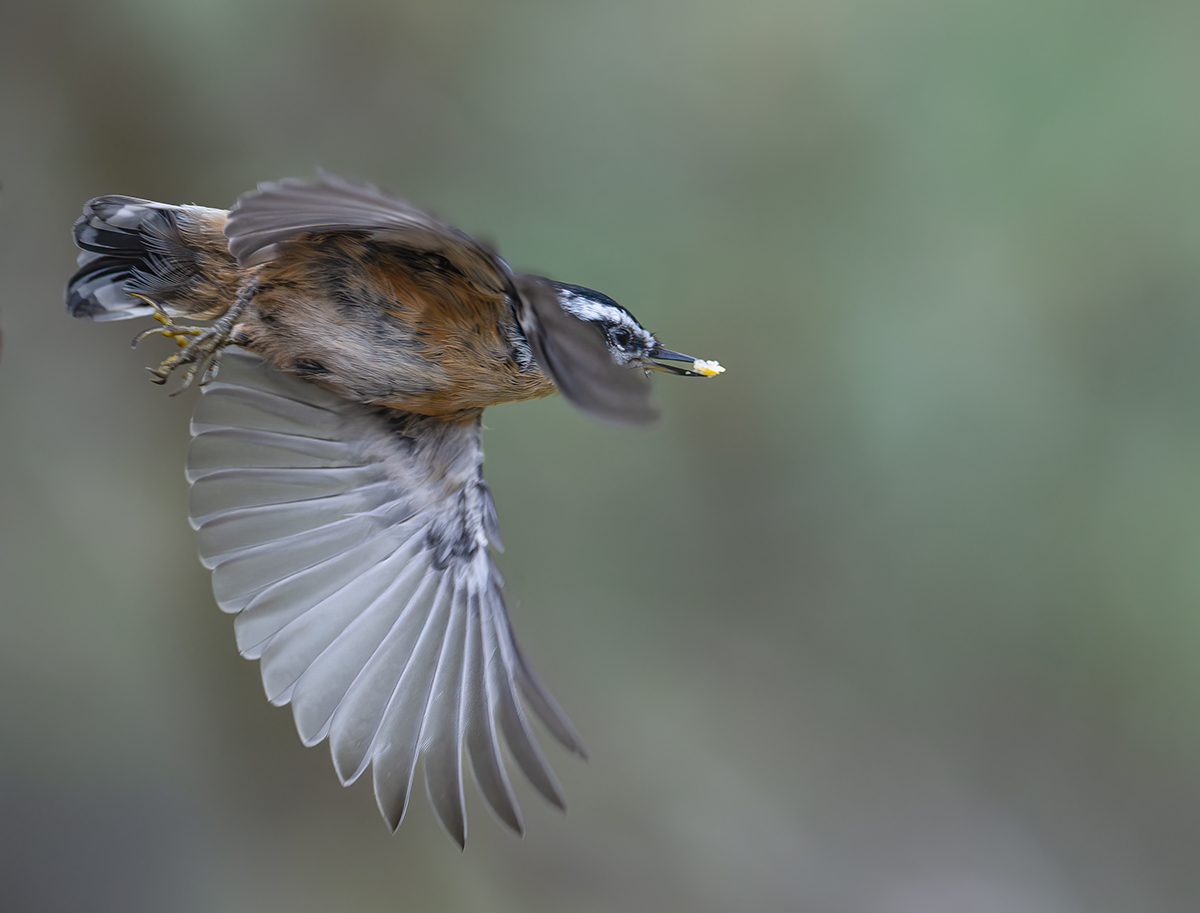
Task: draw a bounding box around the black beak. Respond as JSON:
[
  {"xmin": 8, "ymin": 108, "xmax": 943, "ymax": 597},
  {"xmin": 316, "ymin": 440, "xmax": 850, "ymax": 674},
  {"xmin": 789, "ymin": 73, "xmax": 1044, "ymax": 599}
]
[{"xmin": 645, "ymin": 347, "xmax": 724, "ymax": 377}]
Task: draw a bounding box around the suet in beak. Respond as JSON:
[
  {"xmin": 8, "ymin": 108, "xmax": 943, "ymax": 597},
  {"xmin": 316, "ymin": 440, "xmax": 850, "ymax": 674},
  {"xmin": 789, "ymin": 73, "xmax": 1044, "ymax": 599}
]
[{"xmin": 645, "ymin": 347, "xmax": 726, "ymax": 377}]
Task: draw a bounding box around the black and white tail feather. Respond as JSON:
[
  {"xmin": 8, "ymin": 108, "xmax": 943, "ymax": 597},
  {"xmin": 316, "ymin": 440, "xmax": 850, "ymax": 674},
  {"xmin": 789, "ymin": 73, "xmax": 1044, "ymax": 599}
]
[
  {"xmin": 188, "ymin": 348, "xmax": 585, "ymax": 846},
  {"xmin": 67, "ymin": 196, "xmax": 227, "ymax": 322}
]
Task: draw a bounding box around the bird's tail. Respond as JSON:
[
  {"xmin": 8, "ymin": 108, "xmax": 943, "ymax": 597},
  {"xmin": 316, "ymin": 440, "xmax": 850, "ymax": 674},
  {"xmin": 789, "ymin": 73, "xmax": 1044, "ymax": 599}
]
[{"xmin": 67, "ymin": 196, "xmax": 236, "ymax": 321}]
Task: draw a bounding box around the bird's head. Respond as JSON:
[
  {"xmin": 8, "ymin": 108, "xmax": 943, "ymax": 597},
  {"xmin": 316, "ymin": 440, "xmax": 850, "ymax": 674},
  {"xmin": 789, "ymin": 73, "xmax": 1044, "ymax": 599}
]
[
  {"xmin": 549, "ymin": 281, "xmax": 724, "ymax": 377},
  {"xmin": 513, "ymin": 275, "xmax": 723, "ymax": 426}
]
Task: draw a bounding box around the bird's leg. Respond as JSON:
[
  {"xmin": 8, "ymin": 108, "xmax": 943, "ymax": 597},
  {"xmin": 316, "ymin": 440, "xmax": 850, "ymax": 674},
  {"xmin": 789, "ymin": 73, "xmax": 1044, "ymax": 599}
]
[
  {"xmin": 132, "ymin": 298, "xmax": 203, "ymax": 348},
  {"xmin": 132, "ymin": 273, "xmax": 259, "ymax": 392}
]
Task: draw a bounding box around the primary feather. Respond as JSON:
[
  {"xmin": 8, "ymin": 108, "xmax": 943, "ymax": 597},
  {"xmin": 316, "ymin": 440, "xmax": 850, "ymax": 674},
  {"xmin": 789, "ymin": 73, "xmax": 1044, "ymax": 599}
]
[{"xmin": 188, "ymin": 348, "xmax": 585, "ymax": 846}]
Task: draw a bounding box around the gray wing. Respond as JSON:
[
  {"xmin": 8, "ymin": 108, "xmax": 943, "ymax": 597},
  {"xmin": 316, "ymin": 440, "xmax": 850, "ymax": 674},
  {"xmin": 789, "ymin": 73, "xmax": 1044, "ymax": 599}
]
[
  {"xmin": 223, "ymin": 171, "xmax": 506, "ymax": 292},
  {"xmin": 188, "ymin": 348, "xmax": 585, "ymax": 846}
]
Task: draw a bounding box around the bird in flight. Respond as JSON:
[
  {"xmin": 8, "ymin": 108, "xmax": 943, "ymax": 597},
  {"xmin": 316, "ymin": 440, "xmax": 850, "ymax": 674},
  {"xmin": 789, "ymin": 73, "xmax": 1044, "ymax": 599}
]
[{"xmin": 66, "ymin": 173, "xmax": 723, "ymax": 847}]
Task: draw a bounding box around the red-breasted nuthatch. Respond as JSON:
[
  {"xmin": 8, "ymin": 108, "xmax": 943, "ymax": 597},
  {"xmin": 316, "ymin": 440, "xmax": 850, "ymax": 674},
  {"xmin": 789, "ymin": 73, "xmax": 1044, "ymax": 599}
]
[{"xmin": 66, "ymin": 173, "xmax": 723, "ymax": 847}]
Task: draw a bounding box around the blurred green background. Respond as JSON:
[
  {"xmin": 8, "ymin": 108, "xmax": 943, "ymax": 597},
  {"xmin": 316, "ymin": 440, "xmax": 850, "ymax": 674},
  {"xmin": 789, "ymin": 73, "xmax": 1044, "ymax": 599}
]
[{"xmin": 4, "ymin": 0, "xmax": 1200, "ymax": 910}]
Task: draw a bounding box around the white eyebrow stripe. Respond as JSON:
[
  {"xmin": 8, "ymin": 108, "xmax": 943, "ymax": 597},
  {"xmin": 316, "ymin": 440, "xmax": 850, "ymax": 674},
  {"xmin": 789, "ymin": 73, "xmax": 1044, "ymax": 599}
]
[{"xmin": 555, "ymin": 290, "xmax": 628, "ymax": 326}]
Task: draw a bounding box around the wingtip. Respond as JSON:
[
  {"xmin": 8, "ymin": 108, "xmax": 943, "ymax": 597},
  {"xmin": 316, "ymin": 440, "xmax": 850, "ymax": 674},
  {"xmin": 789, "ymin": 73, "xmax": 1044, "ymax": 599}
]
[
  {"xmin": 380, "ymin": 795, "xmax": 410, "ymax": 835},
  {"xmin": 424, "ymin": 763, "xmax": 468, "ymax": 850},
  {"xmin": 443, "ymin": 821, "xmax": 467, "ymax": 851},
  {"xmin": 585, "ymin": 401, "xmax": 661, "ymax": 429}
]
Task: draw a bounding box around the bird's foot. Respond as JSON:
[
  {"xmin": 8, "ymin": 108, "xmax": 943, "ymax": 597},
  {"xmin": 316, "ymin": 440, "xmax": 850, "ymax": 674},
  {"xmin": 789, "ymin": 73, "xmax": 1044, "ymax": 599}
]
[{"xmin": 130, "ymin": 282, "xmax": 254, "ymax": 393}]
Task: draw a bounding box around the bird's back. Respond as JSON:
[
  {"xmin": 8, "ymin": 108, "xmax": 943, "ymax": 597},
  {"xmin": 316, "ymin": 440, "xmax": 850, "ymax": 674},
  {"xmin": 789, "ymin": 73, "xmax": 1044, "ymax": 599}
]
[
  {"xmin": 233, "ymin": 232, "xmax": 557, "ymax": 415},
  {"xmin": 68, "ymin": 194, "xmax": 557, "ymax": 415}
]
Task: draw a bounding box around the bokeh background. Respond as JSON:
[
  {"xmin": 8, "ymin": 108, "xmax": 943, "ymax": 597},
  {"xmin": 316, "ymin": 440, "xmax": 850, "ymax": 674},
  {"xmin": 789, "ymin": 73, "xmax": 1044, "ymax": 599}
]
[{"xmin": 4, "ymin": 0, "xmax": 1200, "ymax": 910}]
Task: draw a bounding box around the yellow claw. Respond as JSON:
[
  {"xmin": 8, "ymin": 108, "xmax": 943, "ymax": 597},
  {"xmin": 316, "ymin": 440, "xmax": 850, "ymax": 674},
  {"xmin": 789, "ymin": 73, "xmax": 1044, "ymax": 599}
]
[
  {"xmin": 128, "ymin": 276, "xmax": 255, "ymax": 392},
  {"xmin": 129, "ymin": 293, "xmax": 195, "ymax": 347}
]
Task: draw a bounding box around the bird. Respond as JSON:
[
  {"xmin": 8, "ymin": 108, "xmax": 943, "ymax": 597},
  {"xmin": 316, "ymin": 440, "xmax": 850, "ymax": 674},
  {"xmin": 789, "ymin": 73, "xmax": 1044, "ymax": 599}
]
[{"xmin": 65, "ymin": 172, "xmax": 723, "ymax": 848}]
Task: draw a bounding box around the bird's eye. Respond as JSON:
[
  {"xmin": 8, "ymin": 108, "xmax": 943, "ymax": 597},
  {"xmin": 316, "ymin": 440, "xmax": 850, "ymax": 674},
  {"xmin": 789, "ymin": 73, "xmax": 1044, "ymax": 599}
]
[{"xmin": 610, "ymin": 327, "xmax": 633, "ymax": 348}]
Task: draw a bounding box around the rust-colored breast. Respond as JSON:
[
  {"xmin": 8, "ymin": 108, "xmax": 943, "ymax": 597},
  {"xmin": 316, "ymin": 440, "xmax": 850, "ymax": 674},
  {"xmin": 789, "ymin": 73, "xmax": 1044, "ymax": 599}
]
[{"xmin": 232, "ymin": 234, "xmax": 557, "ymax": 415}]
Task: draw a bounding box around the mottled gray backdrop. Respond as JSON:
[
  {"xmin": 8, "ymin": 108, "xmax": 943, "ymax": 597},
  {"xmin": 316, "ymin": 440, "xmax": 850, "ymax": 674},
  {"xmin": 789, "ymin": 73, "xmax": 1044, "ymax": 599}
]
[{"xmin": 3, "ymin": 1, "xmax": 1200, "ymax": 910}]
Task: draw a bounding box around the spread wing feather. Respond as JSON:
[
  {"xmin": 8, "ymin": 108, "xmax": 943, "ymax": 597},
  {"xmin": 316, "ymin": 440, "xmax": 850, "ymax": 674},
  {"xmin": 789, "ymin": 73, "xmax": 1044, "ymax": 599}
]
[{"xmin": 186, "ymin": 348, "xmax": 586, "ymax": 846}]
